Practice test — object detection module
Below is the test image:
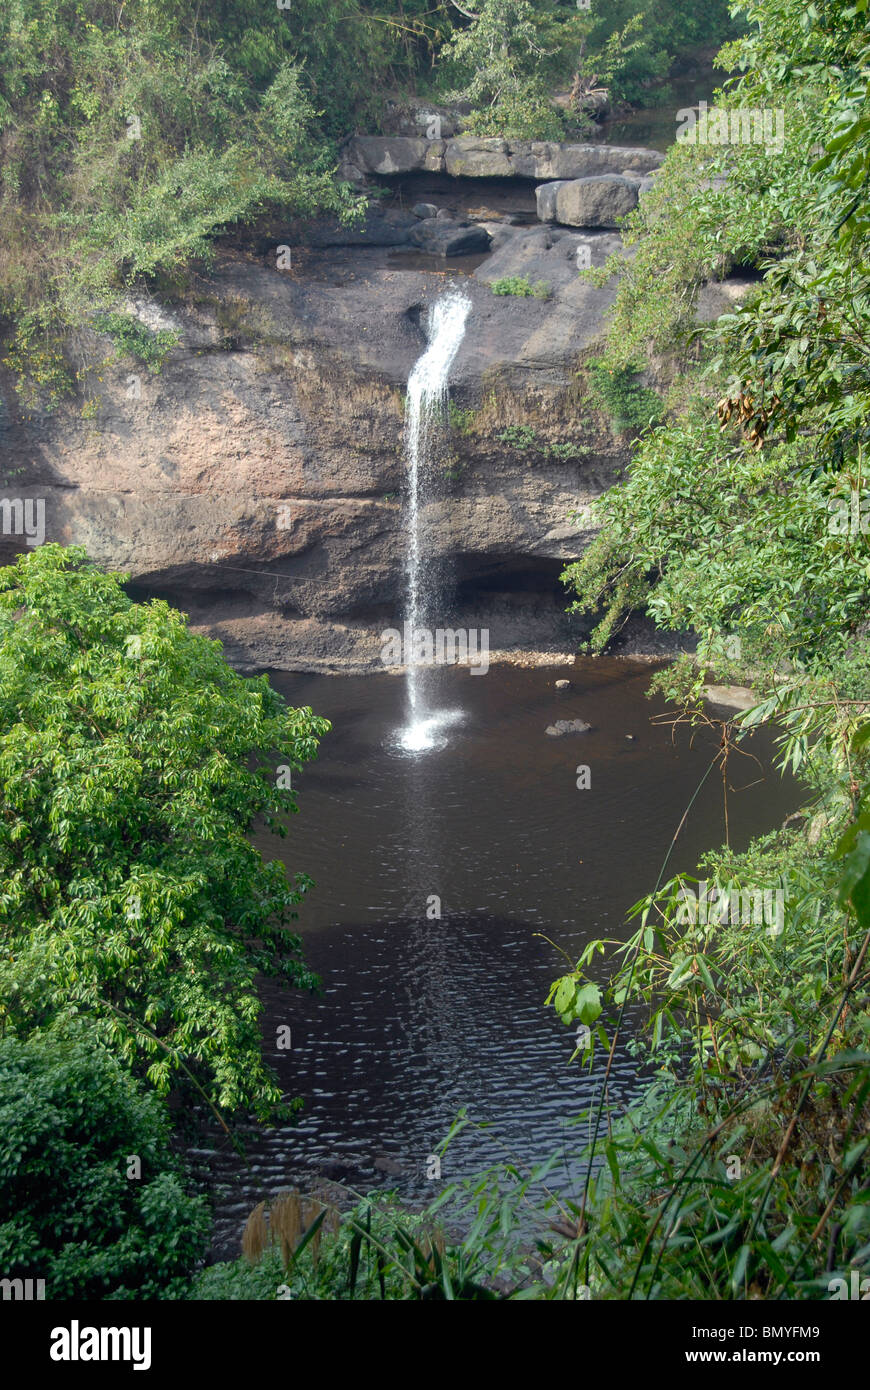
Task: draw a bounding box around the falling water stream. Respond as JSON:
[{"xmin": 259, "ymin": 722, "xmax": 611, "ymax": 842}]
[{"xmin": 398, "ymin": 289, "xmax": 471, "ymax": 753}]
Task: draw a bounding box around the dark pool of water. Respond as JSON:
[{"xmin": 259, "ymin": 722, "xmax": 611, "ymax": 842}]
[
  {"xmin": 589, "ymin": 63, "xmax": 731, "ymax": 153},
  {"xmin": 200, "ymin": 659, "xmax": 798, "ymax": 1258}
]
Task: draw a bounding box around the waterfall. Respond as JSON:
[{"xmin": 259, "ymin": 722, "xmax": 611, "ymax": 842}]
[{"xmin": 399, "ymin": 288, "xmax": 471, "ymax": 752}]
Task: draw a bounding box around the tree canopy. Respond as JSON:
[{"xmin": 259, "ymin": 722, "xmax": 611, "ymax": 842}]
[
  {"xmin": 0, "ymin": 544, "xmax": 329, "ymax": 1119},
  {"xmin": 0, "ymin": 1027, "xmax": 210, "ymax": 1299}
]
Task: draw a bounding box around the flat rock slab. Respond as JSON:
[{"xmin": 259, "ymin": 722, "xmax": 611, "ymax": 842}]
[
  {"xmin": 342, "ymin": 136, "xmax": 664, "ymax": 183},
  {"xmin": 473, "ymin": 228, "xmax": 625, "ymax": 348},
  {"xmin": 545, "ymin": 719, "xmax": 592, "ymax": 736}
]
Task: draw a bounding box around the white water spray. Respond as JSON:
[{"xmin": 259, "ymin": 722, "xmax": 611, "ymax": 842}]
[{"xmin": 399, "ymin": 289, "xmax": 471, "ymax": 753}]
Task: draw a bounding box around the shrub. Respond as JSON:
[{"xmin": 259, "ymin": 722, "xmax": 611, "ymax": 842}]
[
  {"xmin": 497, "ymin": 425, "xmax": 539, "ymax": 449},
  {"xmin": 586, "ymin": 359, "xmax": 663, "ymax": 434},
  {"xmin": 91, "ymin": 312, "xmax": 180, "ymax": 374},
  {"xmin": 448, "ymin": 402, "xmax": 476, "ymax": 434},
  {"xmin": 490, "ymin": 277, "xmax": 551, "ymax": 298},
  {"xmin": 497, "ymin": 427, "xmax": 581, "ymax": 462},
  {"xmin": 0, "ymin": 1028, "xmax": 209, "ymax": 1300}
]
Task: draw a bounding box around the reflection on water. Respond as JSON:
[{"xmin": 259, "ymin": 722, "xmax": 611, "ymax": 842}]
[
  {"xmin": 395, "ymin": 705, "xmax": 465, "ymax": 754},
  {"xmin": 202, "ymin": 659, "xmax": 798, "ymax": 1257}
]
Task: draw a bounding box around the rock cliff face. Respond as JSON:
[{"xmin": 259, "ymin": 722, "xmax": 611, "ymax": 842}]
[{"xmin": 0, "ymin": 145, "xmax": 745, "ymax": 673}]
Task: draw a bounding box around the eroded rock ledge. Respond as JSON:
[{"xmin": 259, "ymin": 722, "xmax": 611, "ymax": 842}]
[{"xmin": 339, "ymin": 136, "xmax": 664, "ymax": 184}]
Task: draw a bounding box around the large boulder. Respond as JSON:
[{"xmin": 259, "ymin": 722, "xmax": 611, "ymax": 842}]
[
  {"xmin": 408, "ymin": 220, "xmax": 492, "ymax": 256},
  {"xmin": 703, "ymin": 685, "xmax": 757, "ymax": 714},
  {"xmin": 553, "ymin": 175, "xmax": 639, "ymax": 228}
]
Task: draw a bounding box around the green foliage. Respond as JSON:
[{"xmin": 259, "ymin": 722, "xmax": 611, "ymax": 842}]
[
  {"xmin": 591, "ymin": 0, "xmax": 870, "ymax": 392},
  {"xmin": 530, "ymin": 808, "xmax": 870, "ymax": 1298},
  {"xmin": 2, "ymin": 309, "xmax": 73, "ymax": 411},
  {"xmin": 436, "ymin": 1055, "xmax": 869, "ymax": 1299},
  {"xmin": 92, "ymin": 312, "xmax": 179, "ymax": 373},
  {"xmin": 0, "ymin": 545, "xmax": 330, "ymax": 1120},
  {"xmin": 545, "ymin": 0, "xmax": 870, "ymax": 1303},
  {"xmin": 585, "ymin": 358, "xmax": 663, "ymax": 433},
  {"xmin": 563, "ymin": 410, "xmax": 870, "ymax": 664},
  {"xmin": 490, "ymin": 276, "xmax": 550, "ymax": 298},
  {"xmin": 497, "ymin": 425, "xmax": 582, "ymax": 464},
  {"xmin": 0, "ymin": 0, "xmax": 381, "ymax": 404},
  {"xmin": 434, "ymin": 0, "xmax": 736, "ymax": 135},
  {"xmin": 448, "ymin": 401, "xmax": 477, "ymax": 434},
  {"xmin": 438, "ymin": 0, "xmax": 570, "ymax": 140},
  {"xmin": 498, "ymin": 424, "xmax": 539, "ymax": 449},
  {"xmin": 581, "ymin": 0, "xmax": 737, "ymax": 106},
  {"xmin": 836, "ymin": 723, "xmax": 870, "ymax": 930},
  {"xmin": 0, "ymin": 1026, "xmax": 209, "ymax": 1299},
  {"xmin": 546, "ymin": 440, "xmax": 582, "ymax": 459}
]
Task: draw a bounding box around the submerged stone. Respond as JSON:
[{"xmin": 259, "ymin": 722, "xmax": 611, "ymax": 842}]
[{"xmin": 545, "ymin": 718, "xmax": 592, "ymax": 736}]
